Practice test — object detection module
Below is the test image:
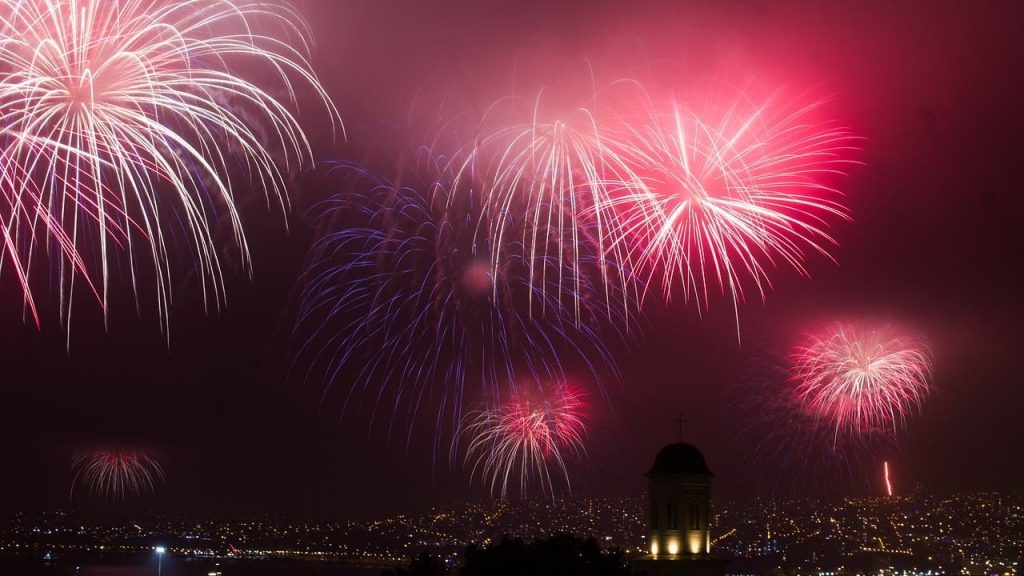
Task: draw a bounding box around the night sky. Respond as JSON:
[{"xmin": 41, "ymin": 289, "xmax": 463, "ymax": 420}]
[{"xmin": 1, "ymin": 0, "xmax": 1022, "ymax": 518}]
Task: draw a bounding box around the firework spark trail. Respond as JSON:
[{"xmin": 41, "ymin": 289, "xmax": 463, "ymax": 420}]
[
  {"xmin": 0, "ymin": 0, "xmax": 338, "ymax": 331},
  {"xmin": 461, "ymin": 382, "xmax": 588, "ymax": 498},
  {"xmin": 791, "ymin": 321, "xmax": 933, "ymax": 438},
  {"xmin": 603, "ymin": 95, "xmax": 859, "ymax": 327},
  {"xmin": 294, "ymin": 154, "xmax": 626, "ymax": 458},
  {"xmin": 70, "ymin": 448, "xmax": 164, "ymax": 501},
  {"xmin": 451, "ymin": 92, "xmax": 646, "ymax": 323},
  {"xmin": 884, "ymin": 460, "xmax": 893, "ymax": 496}
]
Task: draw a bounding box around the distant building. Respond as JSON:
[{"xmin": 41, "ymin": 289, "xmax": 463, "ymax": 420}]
[{"xmin": 633, "ymin": 442, "xmax": 727, "ymax": 576}]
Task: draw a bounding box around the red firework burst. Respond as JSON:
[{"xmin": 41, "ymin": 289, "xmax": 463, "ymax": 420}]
[
  {"xmin": 790, "ymin": 321, "xmax": 933, "ymax": 438},
  {"xmin": 70, "ymin": 448, "xmax": 164, "ymax": 501},
  {"xmin": 606, "ymin": 93, "xmax": 860, "ymax": 322},
  {"xmin": 461, "ymin": 382, "xmax": 589, "ymax": 498}
]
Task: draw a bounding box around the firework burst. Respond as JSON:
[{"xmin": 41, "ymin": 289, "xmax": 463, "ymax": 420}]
[
  {"xmin": 70, "ymin": 448, "xmax": 164, "ymax": 501},
  {"xmin": 0, "ymin": 0, "xmax": 337, "ymax": 329},
  {"xmin": 294, "ymin": 153, "xmax": 624, "ymax": 453},
  {"xmin": 606, "ymin": 95, "xmax": 859, "ymax": 322},
  {"xmin": 461, "ymin": 382, "xmax": 588, "ymax": 498},
  {"xmin": 452, "ymin": 92, "xmax": 645, "ymax": 322},
  {"xmin": 791, "ymin": 321, "xmax": 933, "ymax": 438}
]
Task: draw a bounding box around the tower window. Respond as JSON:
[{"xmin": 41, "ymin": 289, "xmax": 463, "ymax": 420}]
[
  {"xmin": 666, "ymin": 501, "xmax": 678, "ymax": 530},
  {"xmin": 689, "ymin": 501, "xmax": 700, "ymax": 530}
]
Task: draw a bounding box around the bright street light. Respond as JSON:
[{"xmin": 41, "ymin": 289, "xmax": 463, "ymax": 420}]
[{"xmin": 155, "ymin": 546, "xmax": 166, "ymax": 576}]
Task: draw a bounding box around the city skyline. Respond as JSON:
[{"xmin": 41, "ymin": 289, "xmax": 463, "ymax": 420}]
[{"xmin": 3, "ymin": 489, "xmax": 1020, "ymax": 575}]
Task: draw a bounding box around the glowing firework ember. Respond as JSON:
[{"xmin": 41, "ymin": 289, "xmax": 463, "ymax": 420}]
[
  {"xmin": 791, "ymin": 322, "xmax": 933, "ymax": 437},
  {"xmin": 606, "ymin": 95, "xmax": 859, "ymax": 320},
  {"xmin": 461, "ymin": 382, "xmax": 589, "ymax": 498},
  {"xmin": 294, "ymin": 155, "xmax": 624, "ymax": 451},
  {"xmin": 70, "ymin": 448, "xmax": 164, "ymax": 501},
  {"xmin": 0, "ymin": 0, "xmax": 337, "ymax": 328}
]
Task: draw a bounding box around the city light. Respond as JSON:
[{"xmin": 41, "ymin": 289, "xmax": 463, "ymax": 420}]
[{"xmin": 0, "ymin": 492, "xmax": 1019, "ymax": 574}]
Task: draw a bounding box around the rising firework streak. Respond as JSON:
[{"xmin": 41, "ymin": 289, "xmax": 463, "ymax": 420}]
[{"xmin": 884, "ymin": 460, "xmax": 893, "ymax": 496}]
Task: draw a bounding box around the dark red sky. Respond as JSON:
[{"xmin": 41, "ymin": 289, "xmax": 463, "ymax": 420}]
[{"xmin": 1, "ymin": 0, "xmax": 1022, "ymax": 518}]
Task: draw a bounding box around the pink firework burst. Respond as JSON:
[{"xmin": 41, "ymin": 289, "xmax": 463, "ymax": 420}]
[
  {"xmin": 607, "ymin": 94, "xmax": 860, "ymax": 322},
  {"xmin": 450, "ymin": 89, "xmax": 647, "ymax": 323},
  {"xmin": 461, "ymin": 382, "xmax": 589, "ymax": 498},
  {"xmin": 70, "ymin": 448, "xmax": 164, "ymax": 501},
  {"xmin": 0, "ymin": 0, "xmax": 337, "ymax": 329},
  {"xmin": 790, "ymin": 322, "xmax": 933, "ymax": 438}
]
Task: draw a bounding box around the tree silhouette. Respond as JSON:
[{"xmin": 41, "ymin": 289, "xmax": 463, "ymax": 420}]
[
  {"xmin": 382, "ymin": 551, "xmax": 449, "ymax": 576},
  {"xmin": 461, "ymin": 534, "xmax": 630, "ymax": 576}
]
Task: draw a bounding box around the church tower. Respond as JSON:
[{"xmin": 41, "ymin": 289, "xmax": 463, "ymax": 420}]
[
  {"xmin": 634, "ymin": 441, "xmax": 726, "ymax": 576},
  {"xmin": 647, "ymin": 442, "xmax": 713, "ymax": 557}
]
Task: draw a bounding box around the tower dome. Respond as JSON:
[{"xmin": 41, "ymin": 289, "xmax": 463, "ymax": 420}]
[{"xmin": 647, "ymin": 443, "xmax": 714, "ymax": 477}]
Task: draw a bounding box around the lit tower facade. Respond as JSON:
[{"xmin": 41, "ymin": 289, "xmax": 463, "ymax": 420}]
[
  {"xmin": 635, "ymin": 442, "xmax": 726, "ymax": 576},
  {"xmin": 647, "ymin": 442, "xmax": 712, "ymax": 556}
]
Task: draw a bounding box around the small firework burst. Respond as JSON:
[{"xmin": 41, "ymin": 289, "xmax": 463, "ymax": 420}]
[
  {"xmin": 462, "ymin": 382, "xmax": 589, "ymax": 498},
  {"xmin": 791, "ymin": 321, "xmax": 933, "ymax": 437},
  {"xmin": 70, "ymin": 448, "xmax": 164, "ymax": 501}
]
